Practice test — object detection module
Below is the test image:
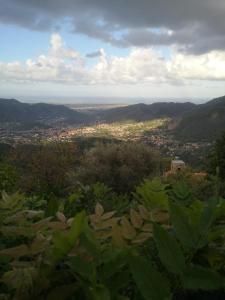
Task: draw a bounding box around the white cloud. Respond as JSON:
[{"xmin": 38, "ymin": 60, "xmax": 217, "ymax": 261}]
[
  {"xmin": 90, "ymin": 48, "xmax": 168, "ymax": 84},
  {"xmin": 50, "ymin": 33, "xmax": 63, "ymax": 51},
  {"xmin": 168, "ymin": 51, "xmax": 225, "ymax": 81},
  {"xmin": 0, "ymin": 33, "xmax": 225, "ymax": 87}
]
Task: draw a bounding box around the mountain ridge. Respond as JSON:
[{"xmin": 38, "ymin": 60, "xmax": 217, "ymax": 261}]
[
  {"xmin": 96, "ymin": 101, "xmax": 196, "ymax": 123},
  {"xmin": 1, "ymin": 96, "xmax": 225, "ymax": 142},
  {"xmin": 0, "ymin": 98, "xmax": 91, "ymax": 126},
  {"xmin": 174, "ymin": 95, "xmax": 225, "ymax": 141}
]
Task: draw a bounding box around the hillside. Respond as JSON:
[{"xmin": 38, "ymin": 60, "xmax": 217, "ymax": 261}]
[
  {"xmin": 175, "ymin": 95, "xmax": 225, "ymax": 141},
  {"xmin": 0, "ymin": 98, "xmax": 91, "ymax": 127},
  {"xmin": 96, "ymin": 102, "xmax": 196, "ymax": 123}
]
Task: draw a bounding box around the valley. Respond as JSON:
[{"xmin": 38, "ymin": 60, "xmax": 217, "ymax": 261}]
[{"xmin": 1, "ymin": 95, "xmax": 224, "ymax": 168}]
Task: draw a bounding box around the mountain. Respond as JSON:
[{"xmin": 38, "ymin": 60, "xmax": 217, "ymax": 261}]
[
  {"xmin": 96, "ymin": 102, "xmax": 196, "ymax": 123},
  {"xmin": 175, "ymin": 95, "xmax": 225, "ymax": 141},
  {"xmin": 0, "ymin": 98, "xmax": 91, "ymax": 127}
]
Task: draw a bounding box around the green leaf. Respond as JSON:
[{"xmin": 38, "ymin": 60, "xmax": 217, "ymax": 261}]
[
  {"xmin": 182, "ymin": 265, "xmax": 223, "ymax": 290},
  {"xmin": 197, "ymin": 197, "xmax": 218, "ymax": 248},
  {"xmin": 79, "ymin": 220, "xmax": 100, "ymax": 258},
  {"xmin": 169, "ymin": 202, "xmax": 197, "ymax": 249},
  {"xmin": 101, "ymin": 250, "xmax": 127, "ymax": 279},
  {"xmin": 51, "ymin": 211, "xmax": 86, "ymax": 262},
  {"xmin": 129, "ymin": 255, "xmax": 171, "ymax": 300},
  {"xmin": 107, "ymin": 270, "xmax": 130, "ymax": 292},
  {"xmin": 170, "ymin": 181, "xmax": 192, "ymax": 204},
  {"xmin": 46, "ymin": 197, "xmax": 59, "ymax": 216},
  {"xmin": 89, "ymin": 285, "xmax": 111, "ymax": 300},
  {"xmin": 68, "ymin": 256, "xmax": 94, "ymax": 281},
  {"xmin": 153, "ymin": 224, "xmax": 185, "ymax": 274},
  {"xmin": 136, "ymin": 179, "xmax": 169, "ymax": 210}
]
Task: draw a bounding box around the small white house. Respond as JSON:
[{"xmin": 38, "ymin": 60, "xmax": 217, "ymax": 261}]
[{"xmin": 171, "ymin": 159, "xmax": 185, "ymax": 172}]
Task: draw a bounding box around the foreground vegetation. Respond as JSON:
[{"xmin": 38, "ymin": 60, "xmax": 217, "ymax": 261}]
[
  {"xmin": 1, "ymin": 178, "xmax": 225, "ymax": 300},
  {"xmin": 1, "ymin": 134, "xmax": 225, "ymax": 299}
]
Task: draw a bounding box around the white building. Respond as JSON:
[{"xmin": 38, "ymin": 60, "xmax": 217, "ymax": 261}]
[{"xmin": 171, "ymin": 159, "xmax": 186, "ymax": 172}]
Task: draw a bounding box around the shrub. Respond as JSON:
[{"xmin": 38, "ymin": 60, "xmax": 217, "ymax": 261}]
[{"xmin": 77, "ymin": 142, "xmax": 161, "ymax": 193}]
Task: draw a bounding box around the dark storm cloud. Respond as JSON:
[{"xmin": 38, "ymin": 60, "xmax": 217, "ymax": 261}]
[
  {"xmin": 1, "ymin": 0, "xmax": 225, "ymax": 53},
  {"xmin": 86, "ymin": 49, "xmax": 103, "ymax": 58}
]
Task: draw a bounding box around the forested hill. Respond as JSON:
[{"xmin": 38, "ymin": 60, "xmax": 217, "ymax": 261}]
[
  {"xmin": 0, "ymin": 98, "xmax": 91, "ymax": 126},
  {"xmin": 1, "ymin": 96, "xmax": 225, "ymax": 142},
  {"xmin": 0, "ymin": 98, "xmax": 197, "ymax": 127},
  {"xmin": 175, "ymin": 95, "xmax": 225, "ymax": 141},
  {"xmin": 96, "ymin": 102, "xmax": 196, "ymax": 122}
]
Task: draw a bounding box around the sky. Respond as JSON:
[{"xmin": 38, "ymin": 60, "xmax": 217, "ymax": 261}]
[{"xmin": 0, "ymin": 0, "xmax": 225, "ymax": 102}]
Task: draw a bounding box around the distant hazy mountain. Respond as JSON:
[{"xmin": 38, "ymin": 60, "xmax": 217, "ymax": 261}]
[
  {"xmin": 175, "ymin": 95, "xmax": 225, "ymax": 141},
  {"xmin": 0, "ymin": 98, "xmax": 91, "ymax": 127},
  {"xmin": 96, "ymin": 102, "xmax": 196, "ymax": 123}
]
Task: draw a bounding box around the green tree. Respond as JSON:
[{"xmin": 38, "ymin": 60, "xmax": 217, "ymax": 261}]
[
  {"xmin": 9, "ymin": 142, "xmax": 79, "ymax": 197},
  {"xmin": 0, "ymin": 162, "xmax": 18, "ymax": 192},
  {"xmin": 77, "ymin": 142, "xmax": 160, "ymax": 193},
  {"xmin": 209, "ymin": 132, "xmax": 225, "ymax": 179}
]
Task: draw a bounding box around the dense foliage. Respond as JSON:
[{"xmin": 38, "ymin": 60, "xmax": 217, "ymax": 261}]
[
  {"xmin": 1, "ymin": 136, "xmax": 225, "ymax": 299},
  {"xmin": 1, "ymin": 179, "xmax": 225, "ymax": 299},
  {"xmin": 0, "ymin": 142, "xmax": 161, "ymax": 196},
  {"xmin": 77, "ymin": 143, "xmax": 160, "ymax": 193}
]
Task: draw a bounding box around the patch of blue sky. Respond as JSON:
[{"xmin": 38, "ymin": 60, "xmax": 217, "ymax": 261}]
[
  {"xmin": 62, "ymin": 29, "xmax": 130, "ymax": 58},
  {"xmin": 61, "ymin": 29, "xmax": 130, "ymax": 68},
  {"xmin": 0, "ymin": 24, "xmax": 50, "ymax": 62},
  {"xmin": 0, "ymin": 23, "xmax": 131, "ymax": 69}
]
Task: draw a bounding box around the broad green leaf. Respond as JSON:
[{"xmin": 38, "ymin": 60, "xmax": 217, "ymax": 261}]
[
  {"xmin": 197, "ymin": 197, "xmax": 218, "ymax": 248},
  {"xmin": 101, "ymin": 250, "xmax": 127, "ymax": 279},
  {"xmin": 107, "ymin": 270, "xmax": 130, "ymax": 292},
  {"xmin": 46, "ymin": 197, "xmax": 59, "ymax": 217},
  {"xmin": 68, "ymin": 256, "xmax": 94, "ymax": 281},
  {"xmin": 169, "ymin": 202, "xmax": 197, "ymax": 249},
  {"xmin": 153, "ymin": 224, "xmax": 185, "ymax": 274},
  {"xmin": 80, "ymin": 219, "xmax": 100, "ymax": 258},
  {"xmin": 67, "ymin": 211, "xmax": 86, "ymax": 244},
  {"xmin": 136, "ymin": 179, "xmax": 169, "ymax": 210},
  {"xmin": 170, "ymin": 182, "xmax": 192, "ymax": 204},
  {"xmin": 182, "ymin": 265, "xmax": 223, "ymax": 290},
  {"xmin": 129, "ymin": 255, "xmax": 171, "ymax": 300},
  {"xmin": 51, "ymin": 211, "xmax": 86, "ymax": 262}
]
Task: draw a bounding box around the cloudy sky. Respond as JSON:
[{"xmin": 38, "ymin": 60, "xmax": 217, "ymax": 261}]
[{"xmin": 0, "ymin": 0, "xmax": 225, "ymax": 102}]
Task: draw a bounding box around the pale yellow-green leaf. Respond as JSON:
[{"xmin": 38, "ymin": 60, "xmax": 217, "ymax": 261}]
[
  {"xmin": 56, "ymin": 212, "xmax": 66, "ymax": 223},
  {"xmin": 112, "ymin": 223, "xmax": 126, "ymax": 247},
  {"xmin": 132, "ymin": 232, "xmax": 152, "ymax": 244},
  {"xmin": 121, "ymin": 217, "xmax": 136, "ymax": 240},
  {"xmin": 130, "ymin": 209, "xmax": 143, "ymax": 228},
  {"xmin": 101, "ymin": 211, "xmax": 115, "ymax": 220},
  {"xmin": 95, "ymin": 203, "xmax": 104, "ymax": 216},
  {"xmin": 0, "ymin": 245, "xmax": 29, "ymax": 258},
  {"xmin": 138, "ymin": 205, "xmax": 150, "ymax": 220}
]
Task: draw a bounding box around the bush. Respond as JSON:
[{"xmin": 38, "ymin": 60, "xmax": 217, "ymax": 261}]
[
  {"xmin": 8, "ymin": 143, "xmax": 79, "ymax": 197},
  {"xmin": 0, "ymin": 162, "xmax": 18, "ymax": 193},
  {"xmin": 77, "ymin": 142, "xmax": 161, "ymax": 193}
]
